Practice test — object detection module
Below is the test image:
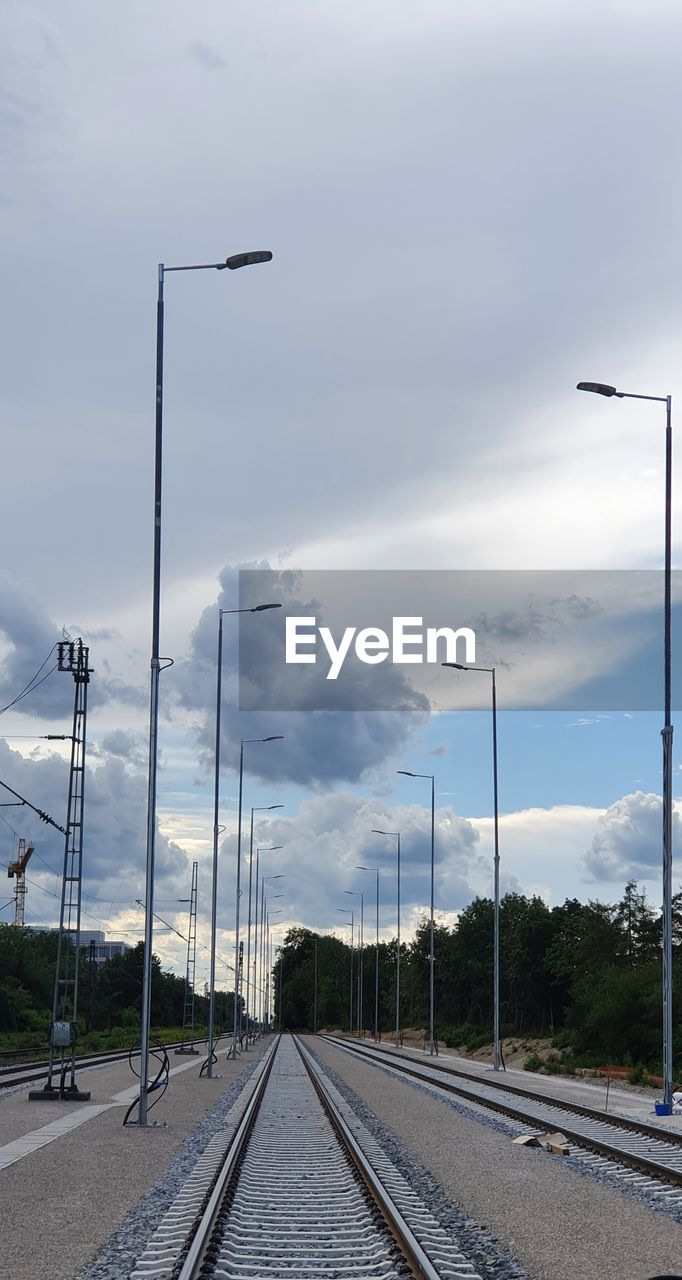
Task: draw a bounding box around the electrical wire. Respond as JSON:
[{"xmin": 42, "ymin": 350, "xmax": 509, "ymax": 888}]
[
  {"xmin": 0, "ymin": 643, "xmax": 59, "ymax": 716},
  {"xmin": 122, "ymin": 1039, "xmax": 170, "ymax": 1127}
]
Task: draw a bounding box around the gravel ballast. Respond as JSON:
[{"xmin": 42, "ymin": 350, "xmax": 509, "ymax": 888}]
[{"xmin": 309, "ymin": 1035, "xmax": 682, "ymax": 1280}]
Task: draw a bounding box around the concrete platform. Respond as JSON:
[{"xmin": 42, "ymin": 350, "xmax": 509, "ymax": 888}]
[{"xmin": 0, "ymin": 1040, "xmax": 268, "ymax": 1280}]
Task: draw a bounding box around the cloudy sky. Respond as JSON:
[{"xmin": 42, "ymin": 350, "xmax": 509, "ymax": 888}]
[{"xmin": 1, "ymin": 0, "xmax": 681, "ymax": 994}]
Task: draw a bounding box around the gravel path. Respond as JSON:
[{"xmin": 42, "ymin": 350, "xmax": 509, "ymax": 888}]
[{"xmin": 309, "ymin": 1035, "xmax": 682, "ymax": 1280}]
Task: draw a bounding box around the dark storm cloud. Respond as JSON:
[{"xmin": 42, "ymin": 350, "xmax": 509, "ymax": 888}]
[
  {"xmin": 0, "ymin": 577, "xmax": 144, "ymax": 719},
  {"xmin": 0, "ymin": 739, "xmax": 189, "ymax": 914},
  {"xmin": 175, "ymin": 565, "xmax": 430, "ymax": 787}
]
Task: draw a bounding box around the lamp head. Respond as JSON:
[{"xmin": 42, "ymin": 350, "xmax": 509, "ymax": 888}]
[
  {"xmin": 263, "ymin": 736, "xmax": 284, "ymax": 742},
  {"xmin": 397, "ymin": 770, "xmax": 415, "ymax": 777},
  {"xmin": 252, "ymin": 602, "xmax": 281, "ymax": 612},
  {"xmin": 219, "ymin": 250, "xmax": 273, "ymax": 270},
  {"xmin": 576, "ymin": 381, "xmax": 619, "ymax": 397}
]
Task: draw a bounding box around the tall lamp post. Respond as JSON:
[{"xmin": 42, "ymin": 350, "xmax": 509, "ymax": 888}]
[
  {"xmin": 245, "ymin": 806, "xmax": 282, "ymax": 1047},
  {"xmin": 139, "ymin": 248, "xmax": 273, "ymax": 1124},
  {"xmin": 442, "ymin": 662, "xmax": 501, "ymax": 1071},
  {"xmin": 230, "ymin": 736, "xmax": 284, "ymax": 1059},
  {"xmin": 266, "ymin": 908, "xmax": 283, "ymax": 1027},
  {"xmin": 577, "ymin": 379, "xmax": 674, "ymax": 1109},
  {"xmin": 337, "ymin": 908, "xmax": 354, "ymax": 1033},
  {"xmin": 207, "ymin": 609, "xmax": 281, "ymax": 1079},
  {"xmin": 313, "ymin": 935, "xmax": 318, "ymax": 1033},
  {"xmin": 344, "ymin": 889, "xmax": 363, "ymax": 1032},
  {"xmin": 254, "ymin": 849, "xmax": 283, "ymax": 1037},
  {"xmin": 398, "ymin": 770, "xmax": 436, "ymax": 1054},
  {"xmin": 373, "ymin": 829, "xmax": 401, "ymax": 1047},
  {"xmin": 261, "ymin": 884, "xmax": 284, "ymax": 1030},
  {"xmin": 356, "ymin": 866, "xmax": 380, "ymax": 1040}
]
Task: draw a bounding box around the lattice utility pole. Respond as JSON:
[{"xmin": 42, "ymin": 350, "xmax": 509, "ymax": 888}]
[
  {"xmin": 176, "ymin": 861, "xmax": 199, "ymax": 1055},
  {"xmin": 30, "ymin": 639, "xmax": 91, "ymax": 1102},
  {"xmin": 7, "ymin": 838, "xmax": 33, "ymax": 926}
]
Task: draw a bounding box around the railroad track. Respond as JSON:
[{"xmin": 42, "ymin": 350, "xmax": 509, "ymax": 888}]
[
  {"xmin": 321, "ymin": 1035, "xmax": 682, "ymax": 1198},
  {"xmin": 132, "ymin": 1033, "xmax": 482, "ymax": 1280},
  {"xmin": 0, "ymin": 1038, "xmax": 210, "ymax": 1090}
]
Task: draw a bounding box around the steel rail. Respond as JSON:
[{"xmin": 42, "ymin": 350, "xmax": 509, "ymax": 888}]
[
  {"xmin": 295, "ymin": 1035, "xmax": 442, "ymax": 1280},
  {"xmin": 0, "ymin": 1036, "xmax": 211, "ymax": 1089},
  {"xmin": 323, "ymin": 1036, "xmax": 682, "ymax": 1187},
  {"xmin": 174, "ymin": 1035, "xmax": 281, "ymax": 1280},
  {"xmin": 326, "ymin": 1036, "xmax": 682, "ymax": 1148}
]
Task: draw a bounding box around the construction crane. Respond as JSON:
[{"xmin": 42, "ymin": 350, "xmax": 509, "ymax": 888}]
[{"xmin": 7, "ymin": 839, "xmax": 34, "ymax": 927}]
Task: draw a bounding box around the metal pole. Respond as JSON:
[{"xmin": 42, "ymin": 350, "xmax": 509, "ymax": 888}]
[
  {"xmin": 350, "ymin": 914, "xmax": 354, "ymax": 1034},
  {"xmin": 253, "ymin": 849, "xmax": 260, "ymax": 1036},
  {"xmin": 359, "ymin": 895, "xmax": 364, "ymax": 1034},
  {"xmin": 278, "ymin": 944, "xmax": 283, "ymax": 1030},
  {"xmin": 429, "ymin": 775, "xmax": 435, "ymax": 1056},
  {"xmin": 245, "ymin": 808, "xmax": 255, "ymax": 1047},
  {"xmin": 259, "ymin": 881, "xmax": 266, "ymax": 1032},
  {"xmin": 374, "ymin": 869, "xmax": 379, "ymax": 1041},
  {"xmin": 662, "ymin": 394, "xmax": 674, "ymax": 1110},
  {"xmin": 396, "ymin": 834, "xmax": 401, "ymax": 1047},
  {"xmin": 492, "ymin": 669, "xmax": 501, "ymax": 1072},
  {"xmin": 313, "ymin": 936, "xmax": 318, "ymax": 1033},
  {"xmin": 231, "ymin": 741, "xmax": 245, "ymax": 1057},
  {"xmin": 139, "ymin": 264, "xmax": 165, "ymax": 1126},
  {"xmin": 207, "ymin": 609, "xmax": 224, "ymax": 1078}
]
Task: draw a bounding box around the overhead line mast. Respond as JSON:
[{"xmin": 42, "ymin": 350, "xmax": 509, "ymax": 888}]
[{"xmin": 30, "ymin": 639, "xmax": 92, "ymax": 1103}]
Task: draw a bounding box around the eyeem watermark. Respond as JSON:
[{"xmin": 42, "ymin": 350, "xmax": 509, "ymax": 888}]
[
  {"xmin": 238, "ymin": 567, "xmax": 682, "ymax": 711},
  {"xmin": 285, "ymin": 616, "xmax": 476, "ymax": 679}
]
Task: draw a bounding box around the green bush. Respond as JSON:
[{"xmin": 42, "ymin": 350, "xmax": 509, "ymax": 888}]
[
  {"xmin": 627, "ymin": 1064, "xmax": 645, "ymax": 1085},
  {"xmin": 465, "ymin": 1032, "xmax": 490, "ymax": 1053},
  {"xmin": 523, "ymin": 1052, "xmax": 543, "ymax": 1072},
  {"xmin": 550, "ymin": 1028, "xmax": 573, "ymax": 1050}
]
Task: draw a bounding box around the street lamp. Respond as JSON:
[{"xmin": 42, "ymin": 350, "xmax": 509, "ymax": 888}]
[
  {"xmin": 577, "ymin": 379, "xmax": 674, "ymax": 1109},
  {"xmin": 337, "ymin": 908, "xmax": 354, "ymax": 1034},
  {"xmin": 356, "ymin": 866, "xmax": 380, "ymax": 1041},
  {"xmin": 229, "ymin": 736, "xmax": 284, "ymax": 1059},
  {"xmin": 261, "ymin": 880, "xmax": 284, "ymax": 1031},
  {"xmin": 398, "ymin": 770, "xmax": 436, "ymax": 1055},
  {"xmin": 254, "ymin": 847, "xmax": 283, "ymax": 1038},
  {"xmin": 206, "ymin": 609, "xmax": 281, "ymax": 1078},
  {"xmin": 265, "ymin": 906, "xmax": 283, "ymax": 1028},
  {"xmin": 245, "ymin": 806, "xmax": 283, "ymax": 1048},
  {"xmin": 442, "ymin": 662, "xmax": 501, "ymax": 1071},
  {"xmin": 373, "ymin": 829, "xmax": 401, "ymax": 1047},
  {"xmin": 344, "ymin": 890, "xmax": 363, "ymax": 1032},
  {"xmin": 139, "ymin": 248, "xmax": 273, "ymax": 1124}
]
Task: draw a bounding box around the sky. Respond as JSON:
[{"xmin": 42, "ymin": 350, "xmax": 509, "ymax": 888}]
[{"xmin": 1, "ymin": 0, "xmax": 681, "ymax": 995}]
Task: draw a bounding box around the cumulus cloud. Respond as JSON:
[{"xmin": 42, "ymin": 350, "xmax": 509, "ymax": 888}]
[
  {"xmin": 215, "ymin": 790, "xmax": 480, "ymax": 935},
  {"xmin": 583, "ymin": 791, "xmax": 680, "ymax": 883}
]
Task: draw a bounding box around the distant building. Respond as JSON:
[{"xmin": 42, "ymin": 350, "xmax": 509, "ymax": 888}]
[{"xmin": 27, "ymin": 925, "xmax": 131, "ymax": 967}]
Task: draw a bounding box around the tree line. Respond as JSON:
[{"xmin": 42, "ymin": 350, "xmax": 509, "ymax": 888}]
[
  {"xmin": 274, "ymin": 882, "xmax": 682, "ymax": 1072},
  {"xmin": 0, "ymin": 928, "xmax": 237, "ymax": 1052}
]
